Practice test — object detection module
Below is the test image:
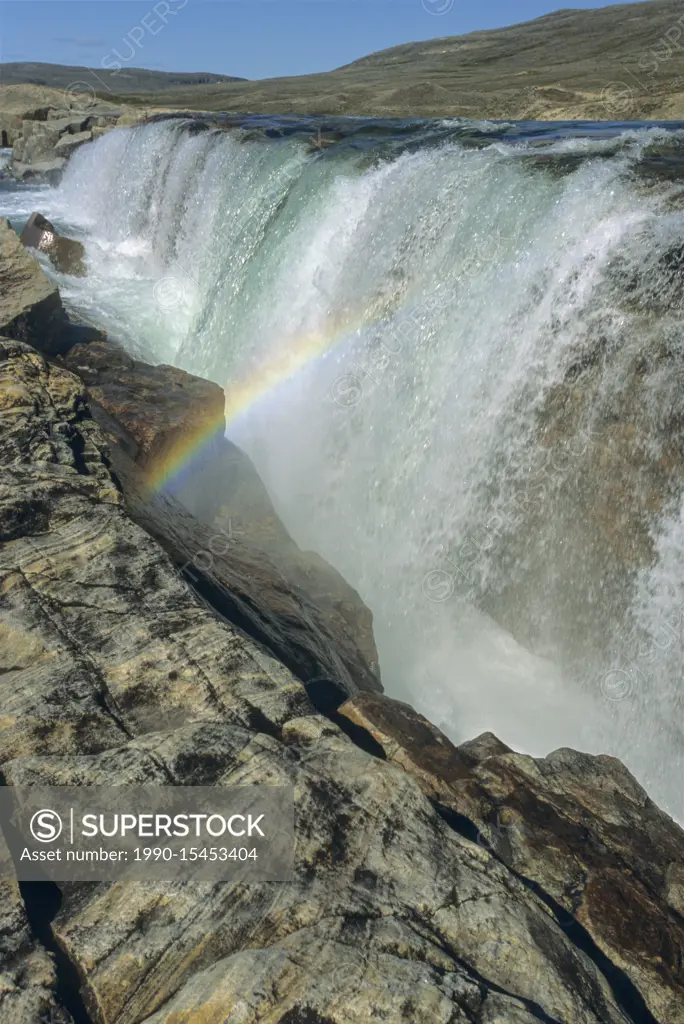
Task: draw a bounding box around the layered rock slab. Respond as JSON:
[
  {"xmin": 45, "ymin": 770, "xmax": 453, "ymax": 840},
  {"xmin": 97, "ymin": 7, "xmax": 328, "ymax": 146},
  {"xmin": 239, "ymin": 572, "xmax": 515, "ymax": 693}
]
[
  {"xmin": 62, "ymin": 338, "xmax": 381, "ymax": 696},
  {"xmin": 338, "ymin": 691, "xmax": 684, "ymax": 1024},
  {"xmin": 0, "ymin": 336, "xmax": 648, "ymax": 1023}
]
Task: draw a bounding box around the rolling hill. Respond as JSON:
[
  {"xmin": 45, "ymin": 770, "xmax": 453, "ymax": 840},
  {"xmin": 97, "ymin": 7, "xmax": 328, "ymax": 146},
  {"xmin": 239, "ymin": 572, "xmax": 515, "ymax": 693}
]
[
  {"xmin": 0, "ymin": 62, "xmax": 245, "ymax": 94},
  {"xmin": 3, "ymin": 2, "xmax": 684, "ymax": 120}
]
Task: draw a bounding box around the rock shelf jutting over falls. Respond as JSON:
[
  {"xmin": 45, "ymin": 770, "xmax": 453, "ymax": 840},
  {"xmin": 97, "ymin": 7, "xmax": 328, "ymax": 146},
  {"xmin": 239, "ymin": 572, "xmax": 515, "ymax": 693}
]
[{"xmin": 2, "ymin": 113, "xmax": 684, "ymax": 1023}]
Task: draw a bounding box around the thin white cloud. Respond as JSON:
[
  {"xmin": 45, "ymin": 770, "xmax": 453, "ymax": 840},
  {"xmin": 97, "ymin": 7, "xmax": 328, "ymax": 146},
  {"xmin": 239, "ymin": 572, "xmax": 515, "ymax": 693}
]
[{"xmin": 54, "ymin": 36, "xmax": 106, "ymax": 49}]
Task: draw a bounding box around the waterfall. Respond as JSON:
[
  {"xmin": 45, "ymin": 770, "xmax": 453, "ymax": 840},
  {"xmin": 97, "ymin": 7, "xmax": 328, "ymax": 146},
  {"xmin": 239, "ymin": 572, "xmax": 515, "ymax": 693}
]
[{"xmin": 8, "ymin": 116, "xmax": 684, "ymax": 818}]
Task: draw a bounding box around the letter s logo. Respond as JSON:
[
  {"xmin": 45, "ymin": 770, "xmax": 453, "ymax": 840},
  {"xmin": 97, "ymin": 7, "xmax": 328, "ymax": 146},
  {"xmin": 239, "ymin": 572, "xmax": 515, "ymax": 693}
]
[{"xmin": 29, "ymin": 809, "xmax": 63, "ymax": 843}]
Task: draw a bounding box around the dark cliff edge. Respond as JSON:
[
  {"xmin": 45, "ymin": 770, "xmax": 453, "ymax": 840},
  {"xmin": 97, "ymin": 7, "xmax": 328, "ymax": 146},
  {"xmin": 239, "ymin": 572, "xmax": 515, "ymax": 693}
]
[{"xmin": 1, "ymin": 217, "xmax": 683, "ymax": 1024}]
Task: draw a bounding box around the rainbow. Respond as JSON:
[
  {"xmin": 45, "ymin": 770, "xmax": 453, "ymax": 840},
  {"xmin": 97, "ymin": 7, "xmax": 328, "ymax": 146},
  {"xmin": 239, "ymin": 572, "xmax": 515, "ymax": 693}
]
[
  {"xmin": 145, "ymin": 320, "xmax": 356, "ymax": 494},
  {"xmin": 144, "ymin": 277, "xmax": 446, "ymax": 495}
]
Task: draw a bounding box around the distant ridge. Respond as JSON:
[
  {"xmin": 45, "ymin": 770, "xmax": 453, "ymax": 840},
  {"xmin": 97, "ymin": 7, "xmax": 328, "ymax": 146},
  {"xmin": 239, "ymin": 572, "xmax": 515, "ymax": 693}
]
[
  {"xmin": 0, "ymin": 62, "xmax": 246, "ymax": 93},
  {"xmin": 3, "ymin": 1, "xmax": 684, "ymax": 120}
]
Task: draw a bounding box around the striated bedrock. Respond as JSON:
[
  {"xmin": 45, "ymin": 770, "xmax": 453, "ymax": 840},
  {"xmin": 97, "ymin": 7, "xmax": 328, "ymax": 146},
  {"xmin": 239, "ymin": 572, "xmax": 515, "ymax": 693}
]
[
  {"xmin": 0, "ymin": 878, "xmax": 68, "ymax": 1023},
  {"xmin": 1, "ymin": 336, "xmax": 684, "ymax": 1023},
  {"xmin": 61, "ymin": 337, "xmax": 381, "ymax": 694},
  {"xmin": 338, "ymin": 693, "xmax": 684, "ymax": 1024}
]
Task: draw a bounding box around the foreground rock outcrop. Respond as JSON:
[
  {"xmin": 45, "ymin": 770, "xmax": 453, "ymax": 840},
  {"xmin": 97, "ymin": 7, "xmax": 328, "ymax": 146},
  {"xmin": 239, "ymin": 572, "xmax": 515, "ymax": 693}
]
[
  {"xmin": 339, "ymin": 693, "xmax": 684, "ymax": 1023},
  {"xmin": 61, "ymin": 337, "xmax": 381, "ymax": 696},
  {"xmin": 0, "ymin": 238, "xmax": 683, "ymax": 1023},
  {"xmin": 0, "ymin": 219, "xmax": 101, "ymax": 355},
  {"xmin": 0, "ymin": 217, "xmax": 68, "ymax": 353}
]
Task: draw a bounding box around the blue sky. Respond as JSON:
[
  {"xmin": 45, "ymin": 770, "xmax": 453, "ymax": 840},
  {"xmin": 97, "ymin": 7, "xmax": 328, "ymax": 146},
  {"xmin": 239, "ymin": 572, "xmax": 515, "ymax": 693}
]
[{"xmin": 1, "ymin": 0, "xmax": 643, "ymax": 81}]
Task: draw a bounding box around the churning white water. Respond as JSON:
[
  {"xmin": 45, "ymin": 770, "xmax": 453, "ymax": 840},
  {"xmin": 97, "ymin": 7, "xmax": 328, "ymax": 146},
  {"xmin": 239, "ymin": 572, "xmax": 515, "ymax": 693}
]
[{"xmin": 5, "ymin": 117, "xmax": 684, "ymax": 818}]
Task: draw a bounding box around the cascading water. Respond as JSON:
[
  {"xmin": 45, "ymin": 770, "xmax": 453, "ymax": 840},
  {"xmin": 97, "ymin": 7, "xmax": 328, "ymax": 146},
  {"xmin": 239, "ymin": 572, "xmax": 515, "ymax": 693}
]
[{"xmin": 5, "ymin": 115, "xmax": 684, "ymax": 818}]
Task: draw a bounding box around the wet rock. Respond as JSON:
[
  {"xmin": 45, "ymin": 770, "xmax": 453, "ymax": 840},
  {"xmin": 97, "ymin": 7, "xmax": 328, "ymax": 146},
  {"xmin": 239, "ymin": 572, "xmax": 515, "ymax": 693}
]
[
  {"xmin": 63, "ymin": 338, "xmax": 226, "ymax": 474},
  {"xmin": 0, "ymin": 219, "xmax": 68, "ymax": 354},
  {"xmin": 21, "ymin": 212, "xmax": 86, "ymax": 277},
  {"xmin": 10, "ymin": 158, "xmax": 66, "ymax": 184},
  {"xmin": 337, "ymin": 691, "xmax": 475, "ymax": 802},
  {"xmin": 307, "ymin": 129, "xmax": 339, "ymax": 153},
  {"xmin": 458, "ymin": 729, "xmax": 513, "ymax": 762}
]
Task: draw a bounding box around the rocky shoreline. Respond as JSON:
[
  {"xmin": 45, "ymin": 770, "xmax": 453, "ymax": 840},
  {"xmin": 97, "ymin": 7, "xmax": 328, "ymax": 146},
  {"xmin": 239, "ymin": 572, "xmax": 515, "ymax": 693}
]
[
  {"xmin": 1, "ymin": 217, "xmax": 683, "ymax": 1022},
  {"xmin": 0, "ymin": 84, "xmax": 165, "ymax": 184}
]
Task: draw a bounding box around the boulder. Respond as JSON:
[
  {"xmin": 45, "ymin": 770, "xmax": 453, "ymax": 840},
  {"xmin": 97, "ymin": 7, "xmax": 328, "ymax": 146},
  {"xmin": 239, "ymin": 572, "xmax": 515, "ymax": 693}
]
[
  {"xmin": 63, "ymin": 338, "xmax": 227, "ymax": 474},
  {"xmin": 2, "ymin": 336, "xmax": 679, "ymax": 1024},
  {"xmin": 46, "ymin": 113, "xmax": 91, "ymax": 135},
  {"xmin": 53, "ymin": 129, "xmax": 92, "ymax": 156},
  {"xmin": 0, "ymin": 114, "xmax": 22, "ymax": 148},
  {"xmin": 91, "ymin": 124, "xmax": 116, "ymax": 141},
  {"xmin": 20, "ymin": 211, "xmax": 86, "ymax": 277},
  {"xmin": 10, "ymin": 158, "xmax": 66, "ymax": 184},
  {"xmin": 0, "ymin": 219, "xmax": 68, "ymax": 354},
  {"xmin": 338, "ymin": 691, "xmax": 684, "ymax": 1024},
  {"xmin": 12, "ymin": 123, "xmax": 60, "ymax": 164}
]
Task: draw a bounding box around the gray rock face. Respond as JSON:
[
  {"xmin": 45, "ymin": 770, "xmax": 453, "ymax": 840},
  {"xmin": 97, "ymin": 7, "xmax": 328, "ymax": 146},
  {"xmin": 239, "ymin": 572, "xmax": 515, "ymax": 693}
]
[
  {"xmin": 339, "ymin": 692, "xmax": 684, "ymax": 1024},
  {"xmin": 12, "ymin": 122, "xmax": 60, "ymax": 164},
  {"xmin": 5, "ymin": 103, "xmax": 101, "ymax": 182},
  {"xmin": 53, "ymin": 129, "xmax": 93, "ymax": 156},
  {"xmin": 47, "ymin": 114, "xmax": 92, "ymax": 134},
  {"xmin": 0, "ymin": 219, "xmax": 68, "ymax": 354},
  {"xmin": 61, "ymin": 337, "xmax": 382, "ymax": 696},
  {"xmin": 9, "ymin": 158, "xmax": 66, "ymax": 184},
  {"xmin": 1, "ymin": 333, "xmax": 682, "ymax": 1023}
]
